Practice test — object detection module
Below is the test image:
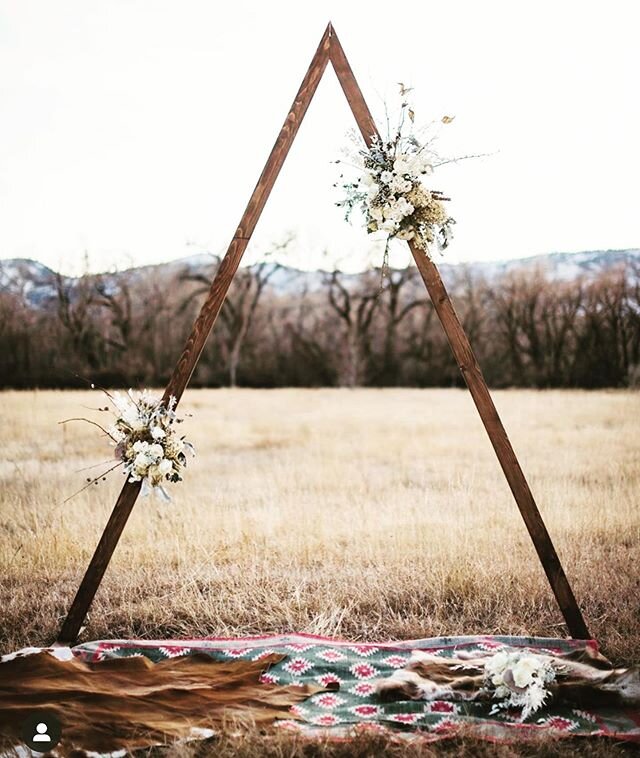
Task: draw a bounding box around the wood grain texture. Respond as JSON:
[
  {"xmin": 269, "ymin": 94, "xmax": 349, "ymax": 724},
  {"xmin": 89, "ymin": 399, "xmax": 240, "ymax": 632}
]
[
  {"xmin": 57, "ymin": 480, "xmax": 142, "ymax": 643},
  {"xmin": 57, "ymin": 25, "xmax": 332, "ymax": 644},
  {"xmin": 328, "ymin": 29, "xmax": 589, "ymax": 639}
]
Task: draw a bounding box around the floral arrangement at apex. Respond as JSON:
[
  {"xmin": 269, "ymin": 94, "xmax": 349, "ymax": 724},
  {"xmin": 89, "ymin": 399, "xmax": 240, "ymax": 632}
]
[
  {"xmin": 484, "ymin": 650, "xmax": 556, "ymax": 720},
  {"xmin": 64, "ymin": 388, "xmax": 195, "ymax": 502},
  {"xmin": 336, "ymin": 88, "xmax": 456, "ymax": 257}
]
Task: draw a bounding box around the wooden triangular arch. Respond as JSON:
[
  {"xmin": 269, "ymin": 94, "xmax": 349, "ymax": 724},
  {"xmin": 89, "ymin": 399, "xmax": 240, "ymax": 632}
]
[{"xmin": 57, "ymin": 23, "xmax": 589, "ymax": 643}]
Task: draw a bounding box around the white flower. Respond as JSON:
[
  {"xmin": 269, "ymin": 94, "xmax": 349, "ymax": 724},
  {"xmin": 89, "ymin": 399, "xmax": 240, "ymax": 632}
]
[
  {"xmin": 148, "ymin": 443, "xmax": 164, "ymax": 460},
  {"xmin": 94, "ymin": 386, "xmax": 194, "ymax": 501},
  {"xmin": 122, "ymin": 408, "xmax": 146, "ymax": 431},
  {"xmin": 380, "ymin": 170, "xmax": 394, "ymax": 184},
  {"xmin": 394, "ymin": 197, "xmax": 415, "ymax": 217},
  {"xmin": 485, "ymin": 650, "xmax": 509, "ymax": 676},
  {"xmin": 390, "ymin": 175, "xmax": 412, "ymax": 194},
  {"xmin": 484, "ymin": 651, "xmax": 555, "ymax": 721},
  {"xmin": 370, "ymin": 207, "xmax": 383, "ymax": 222},
  {"xmin": 414, "ymin": 152, "xmax": 434, "ymax": 175},
  {"xmin": 484, "ymin": 650, "xmax": 509, "ymax": 685},
  {"xmin": 524, "ymin": 684, "xmax": 547, "ymax": 716},
  {"xmin": 158, "ymin": 458, "xmax": 173, "ymax": 476},
  {"xmin": 393, "ymin": 157, "xmax": 411, "ymax": 175},
  {"xmin": 362, "ymin": 172, "xmax": 377, "ymax": 186},
  {"xmin": 392, "ymin": 158, "xmax": 404, "ymax": 172},
  {"xmin": 395, "ymin": 228, "xmax": 415, "ymax": 240},
  {"xmin": 512, "ymin": 657, "xmax": 539, "ymax": 689},
  {"xmin": 133, "ymin": 452, "xmax": 152, "ymax": 473}
]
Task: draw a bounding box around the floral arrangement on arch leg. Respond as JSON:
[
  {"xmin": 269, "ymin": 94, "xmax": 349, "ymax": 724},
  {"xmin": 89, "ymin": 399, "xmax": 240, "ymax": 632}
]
[
  {"xmin": 63, "ymin": 388, "xmax": 195, "ymax": 503},
  {"xmin": 110, "ymin": 390, "xmax": 195, "ymax": 501},
  {"xmin": 336, "ymin": 89, "xmax": 456, "ymax": 260}
]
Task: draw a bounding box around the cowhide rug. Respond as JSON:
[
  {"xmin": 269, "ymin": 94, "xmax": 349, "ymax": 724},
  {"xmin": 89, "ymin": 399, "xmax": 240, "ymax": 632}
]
[
  {"xmin": 0, "ymin": 649, "xmax": 324, "ymax": 754},
  {"xmin": 375, "ymin": 645, "xmax": 640, "ymax": 710}
]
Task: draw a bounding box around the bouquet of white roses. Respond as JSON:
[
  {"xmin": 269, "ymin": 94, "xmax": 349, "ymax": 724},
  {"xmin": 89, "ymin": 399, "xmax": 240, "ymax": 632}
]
[{"xmin": 484, "ymin": 650, "xmax": 557, "ymax": 720}]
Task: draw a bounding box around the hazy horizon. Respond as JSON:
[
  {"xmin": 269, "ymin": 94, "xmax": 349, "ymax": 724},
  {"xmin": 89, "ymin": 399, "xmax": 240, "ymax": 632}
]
[
  {"xmin": 4, "ymin": 244, "xmax": 640, "ymax": 282},
  {"xmin": 1, "ymin": 0, "xmax": 639, "ymax": 276}
]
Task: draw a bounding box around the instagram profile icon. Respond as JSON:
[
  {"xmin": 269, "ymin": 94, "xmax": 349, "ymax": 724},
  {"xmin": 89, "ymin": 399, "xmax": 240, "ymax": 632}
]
[{"xmin": 21, "ymin": 711, "xmax": 62, "ymax": 752}]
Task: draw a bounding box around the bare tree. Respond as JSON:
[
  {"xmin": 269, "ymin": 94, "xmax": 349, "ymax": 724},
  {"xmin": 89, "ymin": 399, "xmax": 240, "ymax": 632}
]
[
  {"xmin": 95, "ymin": 276, "xmax": 133, "ymax": 353},
  {"xmin": 325, "ymin": 268, "xmax": 380, "ymax": 387},
  {"xmin": 3, "ymin": 251, "xmax": 640, "ymax": 390},
  {"xmin": 375, "ymin": 265, "xmax": 426, "ymax": 385},
  {"xmin": 180, "ymin": 240, "xmax": 290, "ymax": 387},
  {"xmin": 55, "ymin": 271, "xmax": 106, "ymax": 371}
]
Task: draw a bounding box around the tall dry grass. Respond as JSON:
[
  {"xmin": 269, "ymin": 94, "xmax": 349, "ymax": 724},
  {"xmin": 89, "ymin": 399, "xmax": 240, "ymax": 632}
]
[{"xmin": 0, "ymin": 388, "xmax": 638, "ymax": 664}]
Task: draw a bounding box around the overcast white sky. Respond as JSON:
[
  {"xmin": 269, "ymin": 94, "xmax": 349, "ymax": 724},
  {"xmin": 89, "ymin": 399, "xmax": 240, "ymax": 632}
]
[{"xmin": 1, "ymin": 0, "xmax": 638, "ymax": 275}]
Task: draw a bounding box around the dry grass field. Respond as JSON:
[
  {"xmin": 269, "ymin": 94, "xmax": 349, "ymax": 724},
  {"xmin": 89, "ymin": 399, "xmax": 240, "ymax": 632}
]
[{"xmin": 1, "ymin": 388, "xmax": 639, "ymax": 756}]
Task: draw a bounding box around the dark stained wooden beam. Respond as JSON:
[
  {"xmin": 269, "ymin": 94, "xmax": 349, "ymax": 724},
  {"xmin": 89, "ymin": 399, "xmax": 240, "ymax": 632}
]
[
  {"xmin": 329, "ymin": 26, "xmax": 589, "ymax": 639},
  {"xmin": 56, "ymin": 24, "xmax": 333, "ymax": 644}
]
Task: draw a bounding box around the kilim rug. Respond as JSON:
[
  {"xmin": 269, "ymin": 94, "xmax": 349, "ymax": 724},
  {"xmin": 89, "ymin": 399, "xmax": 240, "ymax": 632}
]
[{"xmin": 72, "ymin": 633, "xmax": 640, "ymax": 743}]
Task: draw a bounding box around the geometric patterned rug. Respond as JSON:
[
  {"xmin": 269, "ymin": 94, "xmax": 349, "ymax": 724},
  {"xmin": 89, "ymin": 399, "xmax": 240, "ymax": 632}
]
[{"xmin": 72, "ymin": 633, "xmax": 640, "ymax": 743}]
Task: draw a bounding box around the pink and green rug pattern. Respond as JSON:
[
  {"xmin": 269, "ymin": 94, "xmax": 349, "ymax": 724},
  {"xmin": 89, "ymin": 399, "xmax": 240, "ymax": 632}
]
[{"xmin": 72, "ymin": 633, "xmax": 640, "ymax": 743}]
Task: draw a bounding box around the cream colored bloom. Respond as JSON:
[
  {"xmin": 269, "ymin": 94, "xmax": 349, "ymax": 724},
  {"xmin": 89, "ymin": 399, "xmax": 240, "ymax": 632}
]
[
  {"xmin": 158, "ymin": 458, "xmax": 173, "ymax": 476},
  {"xmin": 390, "ymin": 175, "xmax": 412, "ymax": 194},
  {"xmin": 133, "ymin": 451, "xmax": 152, "ymax": 473},
  {"xmin": 148, "ymin": 443, "xmax": 164, "ymax": 460},
  {"xmin": 512, "ymin": 657, "xmax": 540, "ymax": 688},
  {"xmin": 394, "ymin": 197, "xmax": 415, "ymax": 217},
  {"xmin": 484, "ymin": 651, "xmax": 508, "ymax": 685},
  {"xmin": 393, "ymin": 156, "xmax": 412, "ymax": 175}
]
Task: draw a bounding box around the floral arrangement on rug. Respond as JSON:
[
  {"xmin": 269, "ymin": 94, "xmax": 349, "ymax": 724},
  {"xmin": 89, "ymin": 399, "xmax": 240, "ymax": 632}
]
[
  {"xmin": 63, "ymin": 388, "xmax": 194, "ymax": 502},
  {"xmin": 335, "ymin": 87, "xmax": 456, "ymax": 264},
  {"xmin": 484, "ymin": 650, "xmax": 556, "ymax": 720}
]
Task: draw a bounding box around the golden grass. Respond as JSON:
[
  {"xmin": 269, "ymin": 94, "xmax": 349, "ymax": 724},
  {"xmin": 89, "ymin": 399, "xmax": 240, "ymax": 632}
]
[
  {"xmin": 1, "ymin": 389, "xmax": 639, "ymax": 754},
  {"xmin": 145, "ymin": 730, "xmax": 639, "ymax": 758}
]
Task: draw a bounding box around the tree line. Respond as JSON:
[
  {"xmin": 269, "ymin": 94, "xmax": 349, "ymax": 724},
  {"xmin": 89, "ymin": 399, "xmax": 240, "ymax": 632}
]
[{"xmin": 1, "ymin": 254, "xmax": 639, "ymax": 390}]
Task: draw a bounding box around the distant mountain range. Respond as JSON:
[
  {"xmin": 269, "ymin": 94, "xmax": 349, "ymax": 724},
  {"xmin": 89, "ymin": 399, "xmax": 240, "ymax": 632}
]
[{"xmin": 1, "ymin": 248, "xmax": 639, "ymax": 308}]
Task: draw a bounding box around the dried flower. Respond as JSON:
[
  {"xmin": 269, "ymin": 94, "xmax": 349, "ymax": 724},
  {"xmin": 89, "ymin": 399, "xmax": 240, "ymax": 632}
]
[
  {"xmin": 108, "ymin": 390, "xmax": 195, "ymax": 501},
  {"xmin": 484, "ymin": 650, "xmax": 556, "ymax": 721},
  {"xmin": 335, "ymin": 96, "xmax": 455, "ymax": 257}
]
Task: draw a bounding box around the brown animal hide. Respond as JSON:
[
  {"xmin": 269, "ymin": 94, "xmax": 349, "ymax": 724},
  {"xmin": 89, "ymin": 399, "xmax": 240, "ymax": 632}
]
[
  {"xmin": 0, "ymin": 651, "xmax": 324, "ymax": 754},
  {"xmin": 375, "ymin": 646, "xmax": 640, "ymax": 709}
]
